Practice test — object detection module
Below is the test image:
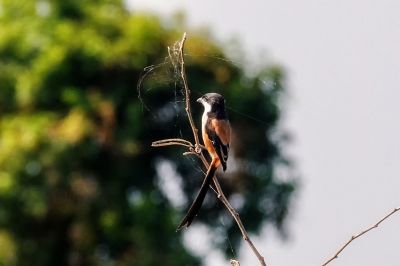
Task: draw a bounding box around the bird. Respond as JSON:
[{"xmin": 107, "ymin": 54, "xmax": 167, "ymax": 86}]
[{"xmin": 177, "ymin": 92, "xmax": 231, "ymax": 230}]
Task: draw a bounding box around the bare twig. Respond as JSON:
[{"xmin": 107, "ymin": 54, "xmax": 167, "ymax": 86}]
[
  {"xmin": 199, "ymin": 156, "xmax": 266, "ymax": 265},
  {"xmin": 152, "ymin": 138, "xmax": 193, "ymax": 149},
  {"xmin": 151, "ymin": 32, "xmax": 267, "ymax": 266},
  {"xmin": 213, "ymin": 178, "xmax": 266, "ymax": 266},
  {"xmin": 152, "ymin": 138, "xmax": 193, "ymax": 146},
  {"xmin": 177, "ymin": 33, "xmax": 201, "ymax": 153},
  {"xmin": 152, "ymin": 139, "xmax": 206, "ymax": 153},
  {"xmin": 321, "ymin": 207, "xmax": 400, "ymax": 266}
]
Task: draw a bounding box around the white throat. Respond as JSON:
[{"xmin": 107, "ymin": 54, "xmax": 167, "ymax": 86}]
[
  {"xmin": 202, "ymin": 101, "xmax": 212, "ymax": 113},
  {"xmin": 201, "ymin": 101, "xmax": 212, "ymax": 130}
]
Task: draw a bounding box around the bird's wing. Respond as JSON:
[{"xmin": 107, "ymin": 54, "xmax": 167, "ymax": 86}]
[{"xmin": 206, "ymin": 118, "xmax": 230, "ymax": 171}]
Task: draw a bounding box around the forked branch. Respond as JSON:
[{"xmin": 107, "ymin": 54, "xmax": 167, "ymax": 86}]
[{"xmin": 152, "ymin": 33, "xmax": 267, "ymax": 266}]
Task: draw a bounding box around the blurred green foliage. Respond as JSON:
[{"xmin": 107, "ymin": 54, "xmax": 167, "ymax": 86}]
[{"xmin": 0, "ymin": 0, "xmax": 295, "ymax": 265}]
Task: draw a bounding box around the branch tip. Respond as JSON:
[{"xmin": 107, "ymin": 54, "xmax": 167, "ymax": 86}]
[{"xmin": 321, "ymin": 207, "xmax": 400, "ymax": 266}]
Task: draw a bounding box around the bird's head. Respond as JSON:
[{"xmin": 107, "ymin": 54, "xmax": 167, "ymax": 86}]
[{"xmin": 197, "ymin": 93, "xmax": 225, "ymax": 112}]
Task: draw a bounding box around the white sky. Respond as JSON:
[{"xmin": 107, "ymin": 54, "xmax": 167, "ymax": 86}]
[{"xmin": 128, "ymin": 1, "xmax": 400, "ymax": 265}]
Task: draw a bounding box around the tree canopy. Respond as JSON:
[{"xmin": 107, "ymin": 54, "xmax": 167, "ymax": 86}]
[{"xmin": 0, "ymin": 0, "xmax": 295, "ymax": 265}]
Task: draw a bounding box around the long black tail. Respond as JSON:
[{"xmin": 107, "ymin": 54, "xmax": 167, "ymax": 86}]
[{"xmin": 177, "ymin": 160, "xmax": 218, "ymax": 230}]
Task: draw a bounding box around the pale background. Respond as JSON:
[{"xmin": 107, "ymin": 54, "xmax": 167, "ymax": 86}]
[{"xmin": 128, "ymin": 1, "xmax": 400, "ymax": 265}]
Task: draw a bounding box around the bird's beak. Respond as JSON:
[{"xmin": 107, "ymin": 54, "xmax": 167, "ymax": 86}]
[{"xmin": 196, "ymin": 97, "xmax": 202, "ymax": 103}]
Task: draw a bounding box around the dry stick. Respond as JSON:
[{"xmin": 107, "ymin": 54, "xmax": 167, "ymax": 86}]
[
  {"xmin": 152, "ymin": 32, "xmax": 267, "ymax": 266},
  {"xmin": 152, "ymin": 140, "xmax": 193, "ymax": 149},
  {"xmin": 195, "ymin": 152, "xmax": 267, "ymax": 266},
  {"xmin": 214, "ymin": 179, "xmax": 267, "ymax": 266},
  {"xmin": 321, "ymin": 207, "xmax": 400, "ymax": 266},
  {"xmin": 153, "ymin": 138, "xmax": 193, "ymax": 146},
  {"xmin": 177, "ymin": 33, "xmax": 201, "ymax": 154}
]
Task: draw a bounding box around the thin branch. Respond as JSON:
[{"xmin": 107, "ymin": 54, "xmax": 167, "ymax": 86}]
[
  {"xmin": 182, "ymin": 151, "xmax": 199, "ymax": 157},
  {"xmin": 196, "ymin": 152, "xmax": 266, "ymax": 265},
  {"xmin": 151, "ymin": 32, "xmax": 268, "ymax": 266},
  {"xmin": 321, "ymin": 207, "xmax": 400, "ymax": 266},
  {"xmin": 152, "ymin": 139, "xmax": 206, "ymax": 151},
  {"xmin": 213, "ymin": 177, "xmax": 267, "ymax": 266},
  {"xmin": 177, "ymin": 33, "xmax": 201, "ymax": 153},
  {"xmin": 152, "ymin": 138, "xmax": 193, "ymax": 146},
  {"xmin": 152, "ymin": 139, "xmax": 194, "ymax": 149}
]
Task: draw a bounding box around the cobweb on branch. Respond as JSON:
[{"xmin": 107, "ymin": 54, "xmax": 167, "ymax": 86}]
[{"xmin": 136, "ymin": 38, "xmax": 276, "ymax": 129}]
